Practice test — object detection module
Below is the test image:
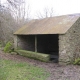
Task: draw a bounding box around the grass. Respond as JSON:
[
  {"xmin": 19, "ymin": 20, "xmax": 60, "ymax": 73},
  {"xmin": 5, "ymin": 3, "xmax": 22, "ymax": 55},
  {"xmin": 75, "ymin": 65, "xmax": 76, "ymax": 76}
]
[{"xmin": 0, "ymin": 59, "xmax": 50, "ymax": 80}]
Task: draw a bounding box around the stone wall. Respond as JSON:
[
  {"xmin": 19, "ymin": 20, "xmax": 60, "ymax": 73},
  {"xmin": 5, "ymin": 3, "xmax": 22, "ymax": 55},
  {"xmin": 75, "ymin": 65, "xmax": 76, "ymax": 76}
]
[
  {"xmin": 59, "ymin": 18, "xmax": 80, "ymax": 64},
  {"xmin": 16, "ymin": 35, "xmax": 35, "ymax": 51}
]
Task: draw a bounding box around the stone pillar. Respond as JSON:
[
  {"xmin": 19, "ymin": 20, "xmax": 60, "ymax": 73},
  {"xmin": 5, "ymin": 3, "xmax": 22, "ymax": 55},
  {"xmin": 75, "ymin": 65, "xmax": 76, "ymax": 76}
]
[{"xmin": 59, "ymin": 35, "xmax": 72, "ymax": 65}]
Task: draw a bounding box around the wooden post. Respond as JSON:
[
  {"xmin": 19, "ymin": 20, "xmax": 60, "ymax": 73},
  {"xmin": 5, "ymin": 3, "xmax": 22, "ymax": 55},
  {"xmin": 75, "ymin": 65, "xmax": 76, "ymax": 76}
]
[{"xmin": 35, "ymin": 35, "xmax": 37, "ymax": 52}]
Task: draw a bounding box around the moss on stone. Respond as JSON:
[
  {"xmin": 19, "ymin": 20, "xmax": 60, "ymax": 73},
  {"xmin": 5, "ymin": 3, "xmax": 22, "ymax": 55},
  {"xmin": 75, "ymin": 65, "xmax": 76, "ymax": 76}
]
[{"xmin": 15, "ymin": 50, "xmax": 50, "ymax": 62}]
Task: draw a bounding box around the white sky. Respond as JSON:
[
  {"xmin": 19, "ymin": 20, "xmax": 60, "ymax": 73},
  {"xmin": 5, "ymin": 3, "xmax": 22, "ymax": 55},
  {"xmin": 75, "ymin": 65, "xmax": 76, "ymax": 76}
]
[
  {"xmin": 1, "ymin": 0, "xmax": 80, "ymax": 19},
  {"xmin": 26, "ymin": 0, "xmax": 80, "ymax": 18}
]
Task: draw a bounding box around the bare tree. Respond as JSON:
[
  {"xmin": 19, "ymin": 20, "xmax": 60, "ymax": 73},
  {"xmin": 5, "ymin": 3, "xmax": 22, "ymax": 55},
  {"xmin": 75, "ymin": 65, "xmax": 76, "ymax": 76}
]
[
  {"xmin": 2, "ymin": 0, "xmax": 31, "ymax": 25},
  {"xmin": 6, "ymin": 0, "xmax": 24, "ymax": 22},
  {"xmin": 36, "ymin": 7, "xmax": 54, "ymax": 19},
  {"xmin": 0, "ymin": 0, "xmax": 29, "ymax": 44},
  {"xmin": 0, "ymin": 7, "xmax": 17, "ymax": 44}
]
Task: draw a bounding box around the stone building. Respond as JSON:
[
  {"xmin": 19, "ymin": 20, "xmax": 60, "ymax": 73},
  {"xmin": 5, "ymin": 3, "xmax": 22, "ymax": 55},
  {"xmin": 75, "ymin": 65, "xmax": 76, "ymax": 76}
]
[{"xmin": 14, "ymin": 13, "xmax": 80, "ymax": 64}]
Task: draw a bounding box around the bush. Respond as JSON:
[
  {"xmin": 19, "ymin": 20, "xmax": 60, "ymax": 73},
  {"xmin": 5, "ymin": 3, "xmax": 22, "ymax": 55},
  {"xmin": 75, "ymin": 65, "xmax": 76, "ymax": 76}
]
[
  {"xmin": 15, "ymin": 50, "xmax": 50, "ymax": 62},
  {"xmin": 73, "ymin": 58, "xmax": 80, "ymax": 65},
  {"xmin": 4, "ymin": 41, "xmax": 13, "ymax": 53}
]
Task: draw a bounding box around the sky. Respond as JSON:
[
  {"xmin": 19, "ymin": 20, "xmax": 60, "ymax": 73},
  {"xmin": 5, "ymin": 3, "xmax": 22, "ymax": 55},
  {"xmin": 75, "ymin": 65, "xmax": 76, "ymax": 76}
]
[
  {"xmin": 26, "ymin": 0, "xmax": 80, "ymax": 18},
  {"xmin": 1, "ymin": 0, "xmax": 80, "ymax": 19}
]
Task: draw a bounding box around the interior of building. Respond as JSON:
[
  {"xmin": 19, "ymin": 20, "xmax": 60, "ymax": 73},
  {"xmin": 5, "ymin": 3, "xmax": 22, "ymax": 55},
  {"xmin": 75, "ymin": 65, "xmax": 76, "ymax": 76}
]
[{"xmin": 18, "ymin": 34, "xmax": 59, "ymax": 62}]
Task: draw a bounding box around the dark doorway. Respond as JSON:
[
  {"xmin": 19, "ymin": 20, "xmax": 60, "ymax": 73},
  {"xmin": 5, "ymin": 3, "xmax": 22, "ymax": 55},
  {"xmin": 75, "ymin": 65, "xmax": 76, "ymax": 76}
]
[{"xmin": 37, "ymin": 34, "xmax": 59, "ymax": 62}]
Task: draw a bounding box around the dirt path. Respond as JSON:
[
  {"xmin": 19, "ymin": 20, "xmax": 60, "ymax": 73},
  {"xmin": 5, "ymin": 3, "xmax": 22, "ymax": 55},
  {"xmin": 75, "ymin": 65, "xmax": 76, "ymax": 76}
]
[{"xmin": 0, "ymin": 50, "xmax": 80, "ymax": 80}]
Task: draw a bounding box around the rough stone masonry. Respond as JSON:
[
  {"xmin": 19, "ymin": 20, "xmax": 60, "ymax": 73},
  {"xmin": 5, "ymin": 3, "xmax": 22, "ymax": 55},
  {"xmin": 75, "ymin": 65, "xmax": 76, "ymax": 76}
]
[{"xmin": 59, "ymin": 18, "xmax": 80, "ymax": 64}]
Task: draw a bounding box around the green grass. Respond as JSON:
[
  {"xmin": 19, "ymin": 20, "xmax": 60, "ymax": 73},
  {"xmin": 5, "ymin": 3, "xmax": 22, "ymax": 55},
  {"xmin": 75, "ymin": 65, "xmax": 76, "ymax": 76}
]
[{"xmin": 0, "ymin": 59, "xmax": 50, "ymax": 80}]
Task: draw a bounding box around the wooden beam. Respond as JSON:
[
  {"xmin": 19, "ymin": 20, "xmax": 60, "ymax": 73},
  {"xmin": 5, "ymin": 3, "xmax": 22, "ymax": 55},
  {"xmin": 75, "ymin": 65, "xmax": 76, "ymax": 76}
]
[{"xmin": 35, "ymin": 35, "xmax": 37, "ymax": 52}]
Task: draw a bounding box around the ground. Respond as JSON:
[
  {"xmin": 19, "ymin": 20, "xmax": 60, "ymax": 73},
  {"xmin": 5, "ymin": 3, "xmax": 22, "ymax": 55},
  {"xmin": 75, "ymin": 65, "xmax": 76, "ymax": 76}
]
[{"xmin": 0, "ymin": 50, "xmax": 80, "ymax": 80}]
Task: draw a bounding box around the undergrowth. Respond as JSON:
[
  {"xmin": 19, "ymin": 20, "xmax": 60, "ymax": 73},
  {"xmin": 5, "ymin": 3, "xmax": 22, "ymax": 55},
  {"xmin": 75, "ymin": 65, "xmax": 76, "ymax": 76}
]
[
  {"xmin": 73, "ymin": 58, "xmax": 80, "ymax": 65},
  {"xmin": 4, "ymin": 41, "xmax": 13, "ymax": 53}
]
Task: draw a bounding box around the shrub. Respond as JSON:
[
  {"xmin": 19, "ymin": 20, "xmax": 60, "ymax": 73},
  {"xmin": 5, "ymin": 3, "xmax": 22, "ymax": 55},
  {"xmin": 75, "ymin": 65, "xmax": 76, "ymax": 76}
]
[
  {"xmin": 73, "ymin": 58, "xmax": 80, "ymax": 65},
  {"xmin": 4, "ymin": 41, "xmax": 13, "ymax": 53}
]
